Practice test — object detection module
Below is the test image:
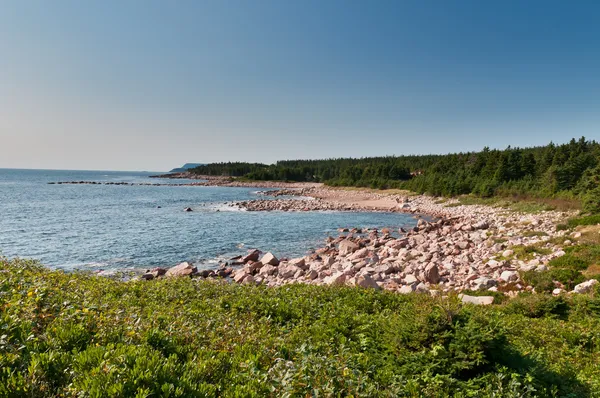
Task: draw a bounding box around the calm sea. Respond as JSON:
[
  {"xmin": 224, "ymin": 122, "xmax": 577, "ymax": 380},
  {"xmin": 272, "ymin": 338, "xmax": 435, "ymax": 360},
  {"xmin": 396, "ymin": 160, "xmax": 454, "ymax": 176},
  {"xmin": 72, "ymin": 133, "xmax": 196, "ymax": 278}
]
[{"xmin": 0, "ymin": 169, "xmax": 416, "ymax": 271}]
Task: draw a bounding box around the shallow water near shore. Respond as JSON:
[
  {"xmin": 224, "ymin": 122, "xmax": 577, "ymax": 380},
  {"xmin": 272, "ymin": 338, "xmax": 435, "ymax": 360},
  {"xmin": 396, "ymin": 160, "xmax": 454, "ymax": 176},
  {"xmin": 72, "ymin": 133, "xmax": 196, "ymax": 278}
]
[{"xmin": 0, "ymin": 169, "xmax": 417, "ymax": 271}]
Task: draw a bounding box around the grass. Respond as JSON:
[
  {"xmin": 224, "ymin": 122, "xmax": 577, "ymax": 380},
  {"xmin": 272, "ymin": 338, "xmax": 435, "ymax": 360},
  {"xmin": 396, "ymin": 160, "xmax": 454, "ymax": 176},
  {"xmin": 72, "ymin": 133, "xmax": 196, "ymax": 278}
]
[
  {"xmin": 567, "ymin": 215, "xmax": 600, "ymax": 228},
  {"xmin": 509, "ymin": 244, "xmax": 552, "ymax": 261},
  {"xmin": 522, "ymin": 230, "xmax": 549, "ymax": 238},
  {"xmin": 443, "ymin": 194, "xmax": 579, "ymax": 214},
  {"xmin": 2, "ymin": 258, "xmax": 600, "ymax": 397},
  {"xmin": 520, "ymin": 243, "xmax": 600, "ymax": 293}
]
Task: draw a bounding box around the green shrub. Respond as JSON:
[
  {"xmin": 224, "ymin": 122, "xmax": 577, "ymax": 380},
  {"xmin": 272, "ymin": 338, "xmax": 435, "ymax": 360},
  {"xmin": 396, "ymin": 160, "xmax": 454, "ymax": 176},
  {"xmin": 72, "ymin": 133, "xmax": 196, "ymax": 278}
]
[
  {"xmin": 520, "ymin": 270, "xmax": 555, "ymax": 293},
  {"xmin": 568, "ymin": 214, "xmax": 600, "ymax": 227},
  {"xmin": 548, "ymin": 255, "xmax": 590, "ymax": 271},
  {"xmin": 549, "ymin": 268, "xmax": 586, "ymax": 290},
  {"xmin": 582, "ymin": 187, "xmax": 600, "ymax": 215},
  {"xmin": 0, "ymin": 257, "xmax": 598, "ymax": 397},
  {"xmin": 503, "ymin": 294, "xmax": 569, "ymax": 319}
]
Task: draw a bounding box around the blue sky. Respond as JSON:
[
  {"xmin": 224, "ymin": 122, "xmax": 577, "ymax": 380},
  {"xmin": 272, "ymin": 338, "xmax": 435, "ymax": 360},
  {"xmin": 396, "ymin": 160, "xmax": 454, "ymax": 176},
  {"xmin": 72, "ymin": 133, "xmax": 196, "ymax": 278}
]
[{"xmin": 1, "ymin": 0, "xmax": 599, "ymax": 171}]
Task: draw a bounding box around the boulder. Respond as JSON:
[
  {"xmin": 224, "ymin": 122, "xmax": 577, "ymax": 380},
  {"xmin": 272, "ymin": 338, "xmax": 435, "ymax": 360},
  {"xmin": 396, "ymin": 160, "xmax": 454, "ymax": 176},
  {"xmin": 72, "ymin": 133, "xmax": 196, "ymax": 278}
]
[
  {"xmin": 198, "ymin": 269, "xmax": 215, "ymax": 278},
  {"xmin": 261, "ymin": 252, "xmax": 280, "ymax": 266},
  {"xmin": 141, "ymin": 273, "xmax": 154, "ymax": 281},
  {"xmin": 233, "ymin": 270, "xmax": 251, "ymax": 283},
  {"xmin": 502, "ymin": 250, "xmax": 514, "ymax": 258},
  {"xmin": 398, "ymin": 285, "xmax": 414, "ymax": 294},
  {"xmin": 245, "ymin": 261, "xmax": 264, "ymax": 274},
  {"xmin": 278, "ymin": 264, "xmax": 301, "ymax": 279},
  {"xmin": 306, "ymin": 269, "xmax": 319, "ymax": 280},
  {"xmin": 339, "ymin": 240, "xmax": 360, "ymax": 256},
  {"xmin": 242, "ymin": 249, "xmax": 260, "ymax": 263},
  {"xmin": 324, "ymin": 272, "xmax": 346, "ymax": 285},
  {"xmin": 348, "ymin": 248, "xmax": 369, "ymax": 260},
  {"xmin": 573, "ymin": 279, "xmax": 599, "ymax": 294},
  {"xmin": 472, "ymin": 221, "xmax": 489, "ymax": 230},
  {"xmin": 258, "ymin": 264, "xmax": 278, "ymax": 276},
  {"xmin": 216, "ymin": 268, "xmax": 233, "ymax": 278},
  {"xmin": 404, "ymin": 274, "xmax": 418, "ymax": 285},
  {"xmin": 184, "ymin": 207, "xmax": 193, "ymax": 212},
  {"xmin": 355, "ymin": 274, "xmax": 381, "ymax": 289},
  {"xmin": 150, "ymin": 267, "xmax": 167, "ymax": 277},
  {"xmin": 289, "ymin": 257, "xmax": 308, "ymax": 270},
  {"xmin": 460, "ymin": 294, "xmax": 494, "ymax": 305},
  {"xmin": 165, "ymin": 262, "xmax": 197, "ymax": 277},
  {"xmin": 500, "ymin": 270, "xmax": 518, "ymax": 283},
  {"xmin": 423, "ymin": 263, "xmax": 440, "ymax": 284}
]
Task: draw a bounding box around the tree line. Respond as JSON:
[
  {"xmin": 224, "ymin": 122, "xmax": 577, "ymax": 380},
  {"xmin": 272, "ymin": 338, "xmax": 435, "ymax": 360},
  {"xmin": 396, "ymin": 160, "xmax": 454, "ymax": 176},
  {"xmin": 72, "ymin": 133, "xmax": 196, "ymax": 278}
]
[{"xmin": 191, "ymin": 137, "xmax": 600, "ymax": 212}]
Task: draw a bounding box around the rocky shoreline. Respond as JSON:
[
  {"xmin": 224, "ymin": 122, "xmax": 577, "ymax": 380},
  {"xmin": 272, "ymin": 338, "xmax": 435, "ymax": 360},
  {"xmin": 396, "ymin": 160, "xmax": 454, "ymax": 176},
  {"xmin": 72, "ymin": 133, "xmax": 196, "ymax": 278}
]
[
  {"xmin": 142, "ymin": 185, "xmax": 599, "ymax": 301},
  {"xmin": 49, "ymin": 177, "xmax": 319, "ymax": 189}
]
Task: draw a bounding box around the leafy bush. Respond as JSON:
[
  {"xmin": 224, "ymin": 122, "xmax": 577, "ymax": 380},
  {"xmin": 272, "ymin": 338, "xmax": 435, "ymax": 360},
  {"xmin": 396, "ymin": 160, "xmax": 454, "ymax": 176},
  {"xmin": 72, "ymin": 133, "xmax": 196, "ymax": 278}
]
[
  {"xmin": 503, "ymin": 294, "xmax": 569, "ymax": 319},
  {"xmin": 568, "ymin": 214, "xmax": 600, "ymax": 227},
  {"xmin": 549, "ymin": 268, "xmax": 586, "ymax": 290},
  {"xmin": 548, "ymin": 255, "xmax": 590, "ymax": 271},
  {"xmin": 520, "ymin": 270, "xmax": 555, "ymax": 293},
  {"xmin": 1, "ymin": 258, "xmax": 599, "ymax": 397}
]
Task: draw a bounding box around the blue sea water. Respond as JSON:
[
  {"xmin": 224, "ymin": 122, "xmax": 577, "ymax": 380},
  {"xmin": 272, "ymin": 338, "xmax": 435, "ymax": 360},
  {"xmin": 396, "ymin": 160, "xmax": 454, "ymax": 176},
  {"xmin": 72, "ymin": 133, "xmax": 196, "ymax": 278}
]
[{"xmin": 0, "ymin": 169, "xmax": 416, "ymax": 271}]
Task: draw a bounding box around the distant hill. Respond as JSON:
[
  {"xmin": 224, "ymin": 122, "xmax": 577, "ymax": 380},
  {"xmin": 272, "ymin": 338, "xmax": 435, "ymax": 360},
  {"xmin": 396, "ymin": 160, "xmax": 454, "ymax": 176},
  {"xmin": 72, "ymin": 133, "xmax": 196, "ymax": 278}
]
[{"xmin": 169, "ymin": 163, "xmax": 205, "ymax": 173}]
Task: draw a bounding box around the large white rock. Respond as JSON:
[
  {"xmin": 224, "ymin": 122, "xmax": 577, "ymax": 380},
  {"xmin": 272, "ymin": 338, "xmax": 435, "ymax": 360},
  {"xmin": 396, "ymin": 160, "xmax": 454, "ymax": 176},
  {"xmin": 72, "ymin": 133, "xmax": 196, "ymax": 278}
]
[
  {"xmin": 460, "ymin": 294, "xmax": 494, "ymax": 305},
  {"xmin": 573, "ymin": 279, "xmax": 599, "ymax": 294},
  {"xmin": 500, "ymin": 270, "xmax": 518, "ymax": 283}
]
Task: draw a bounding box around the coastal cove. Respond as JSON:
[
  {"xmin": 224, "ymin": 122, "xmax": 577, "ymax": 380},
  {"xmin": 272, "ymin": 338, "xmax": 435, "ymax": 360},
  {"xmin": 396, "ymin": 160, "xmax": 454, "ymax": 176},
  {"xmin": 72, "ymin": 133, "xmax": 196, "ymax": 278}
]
[{"xmin": 0, "ymin": 169, "xmax": 416, "ymax": 272}]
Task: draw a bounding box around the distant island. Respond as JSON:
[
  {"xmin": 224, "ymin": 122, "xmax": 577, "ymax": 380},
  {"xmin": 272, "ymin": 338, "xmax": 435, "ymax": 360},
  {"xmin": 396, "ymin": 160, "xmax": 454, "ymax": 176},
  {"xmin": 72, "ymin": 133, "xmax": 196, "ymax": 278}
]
[{"xmin": 169, "ymin": 163, "xmax": 205, "ymax": 173}]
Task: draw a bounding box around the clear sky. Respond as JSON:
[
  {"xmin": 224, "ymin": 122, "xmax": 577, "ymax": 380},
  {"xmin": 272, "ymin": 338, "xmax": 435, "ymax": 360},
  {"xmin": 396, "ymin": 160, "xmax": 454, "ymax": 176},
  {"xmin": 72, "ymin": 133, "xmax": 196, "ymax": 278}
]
[{"xmin": 1, "ymin": 1, "xmax": 599, "ymax": 171}]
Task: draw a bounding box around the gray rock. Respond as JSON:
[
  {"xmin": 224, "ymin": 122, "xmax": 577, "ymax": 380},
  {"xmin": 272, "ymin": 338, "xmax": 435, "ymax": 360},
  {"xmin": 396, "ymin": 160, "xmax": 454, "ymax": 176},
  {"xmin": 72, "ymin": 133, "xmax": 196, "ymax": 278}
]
[
  {"xmin": 500, "ymin": 270, "xmax": 518, "ymax": 282},
  {"xmin": 573, "ymin": 279, "xmax": 599, "ymax": 294}
]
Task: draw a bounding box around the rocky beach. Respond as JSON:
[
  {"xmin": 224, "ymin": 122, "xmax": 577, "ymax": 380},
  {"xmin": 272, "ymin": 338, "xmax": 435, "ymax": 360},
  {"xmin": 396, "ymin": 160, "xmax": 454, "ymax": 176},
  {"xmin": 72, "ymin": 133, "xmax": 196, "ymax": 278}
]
[{"xmin": 145, "ymin": 183, "xmax": 598, "ymax": 300}]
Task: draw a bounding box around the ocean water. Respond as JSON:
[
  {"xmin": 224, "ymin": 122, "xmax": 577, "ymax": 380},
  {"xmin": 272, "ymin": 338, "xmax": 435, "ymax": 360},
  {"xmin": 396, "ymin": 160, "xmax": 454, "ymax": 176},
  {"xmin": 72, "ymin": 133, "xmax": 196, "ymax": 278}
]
[{"xmin": 0, "ymin": 169, "xmax": 417, "ymax": 271}]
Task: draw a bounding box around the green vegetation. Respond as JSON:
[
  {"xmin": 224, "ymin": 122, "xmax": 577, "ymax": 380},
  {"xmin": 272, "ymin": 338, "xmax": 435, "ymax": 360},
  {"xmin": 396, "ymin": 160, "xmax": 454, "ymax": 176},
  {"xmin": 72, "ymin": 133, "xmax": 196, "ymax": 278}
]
[
  {"xmin": 521, "ymin": 244, "xmax": 600, "ymax": 293},
  {"xmin": 510, "ymin": 244, "xmax": 552, "ymax": 261},
  {"xmin": 191, "ymin": 138, "xmax": 600, "ymax": 209},
  {"xmin": 2, "ymin": 258, "xmax": 600, "ymax": 397},
  {"xmin": 567, "ymin": 215, "xmax": 600, "ymax": 228}
]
